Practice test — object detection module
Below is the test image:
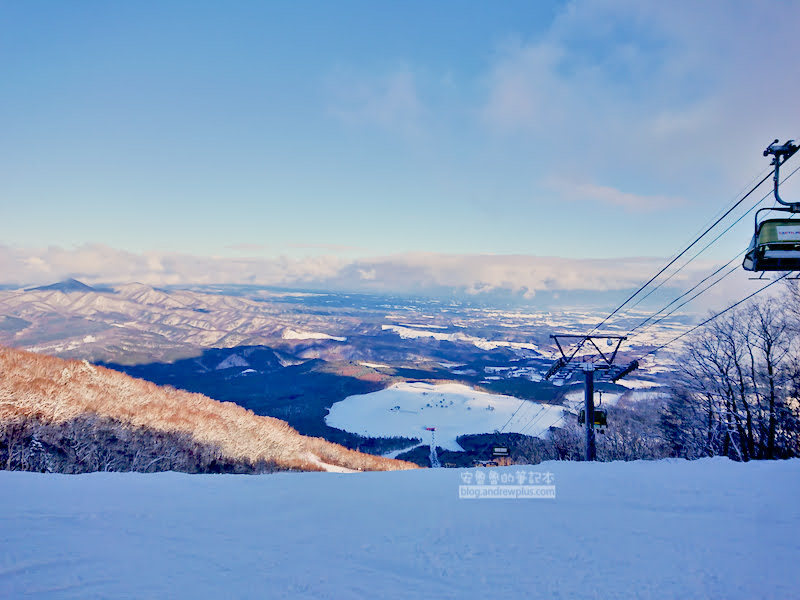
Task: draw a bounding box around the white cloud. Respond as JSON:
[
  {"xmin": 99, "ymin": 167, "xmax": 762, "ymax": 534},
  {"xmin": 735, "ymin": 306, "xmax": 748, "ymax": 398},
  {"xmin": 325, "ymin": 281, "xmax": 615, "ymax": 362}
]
[
  {"xmin": 0, "ymin": 245, "xmax": 345, "ymax": 289},
  {"xmin": 326, "ymin": 253, "xmax": 708, "ymax": 299},
  {"xmin": 326, "ymin": 67, "xmax": 425, "ymax": 134},
  {"xmin": 479, "ymin": 0, "xmax": 800, "ymax": 195},
  {"xmin": 0, "ymin": 245, "xmax": 707, "ymax": 297},
  {"xmin": 2, "ymin": 244, "xmax": 759, "ymax": 315},
  {"xmin": 357, "ymin": 268, "xmax": 377, "ymax": 281},
  {"xmin": 287, "ymin": 242, "xmax": 371, "ymax": 254},
  {"xmin": 481, "ymin": 39, "xmax": 566, "ymax": 133},
  {"xmin": 547, "ymin": 178, "xmax": 684, "ymax": 212}
]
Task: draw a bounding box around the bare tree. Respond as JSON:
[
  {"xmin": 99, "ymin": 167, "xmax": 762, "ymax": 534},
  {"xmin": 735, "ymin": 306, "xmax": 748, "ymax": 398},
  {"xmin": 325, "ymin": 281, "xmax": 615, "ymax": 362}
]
[{"xmin": 665, "ymin": 295, "xmax": 799, "ymax": 460}]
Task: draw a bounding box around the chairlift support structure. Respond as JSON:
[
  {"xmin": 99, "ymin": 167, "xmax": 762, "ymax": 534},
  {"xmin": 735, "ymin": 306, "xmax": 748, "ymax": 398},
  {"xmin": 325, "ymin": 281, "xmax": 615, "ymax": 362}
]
[
  {"xmin": 743, "ymin": 140, "xmax": 800, "ymax": 272},
  {"xmin": 425, "ymin": 427, "xmax": 441, "ymax": 468},
  {"xmin": 545, "ymin": 334, "xmax": 638, "ymax": 461}
]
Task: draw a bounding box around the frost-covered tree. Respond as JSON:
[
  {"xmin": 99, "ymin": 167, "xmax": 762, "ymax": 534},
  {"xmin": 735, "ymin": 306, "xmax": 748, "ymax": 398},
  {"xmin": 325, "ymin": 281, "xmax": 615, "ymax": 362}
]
[{"xmin": 664, "ymin": 291, "xmax": 800, "ymax": 460}]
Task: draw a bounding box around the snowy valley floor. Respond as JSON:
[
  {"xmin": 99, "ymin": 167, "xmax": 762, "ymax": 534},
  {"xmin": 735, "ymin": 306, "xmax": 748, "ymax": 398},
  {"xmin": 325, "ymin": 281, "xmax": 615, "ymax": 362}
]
[{"xmin": 2, "ymin": 458, "xmax": 799, "ymax": 599}]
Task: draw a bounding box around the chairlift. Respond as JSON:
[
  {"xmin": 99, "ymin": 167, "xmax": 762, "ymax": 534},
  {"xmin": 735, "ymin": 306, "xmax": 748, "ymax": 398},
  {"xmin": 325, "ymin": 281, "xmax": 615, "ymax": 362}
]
[
  {"xmin": 578, "ymin": 408, "xmax": 607, "ymax": 431},
  {"xmin": 578, "ymin": 390, "xmax": 607, "ymax": 433},
  {"xmin": 743, "ymin": 217, "xmax": 800, "ymax": 271},
  {"xmin": 743, "ymin": 140, "xmax": 800, "ymax": 272}
]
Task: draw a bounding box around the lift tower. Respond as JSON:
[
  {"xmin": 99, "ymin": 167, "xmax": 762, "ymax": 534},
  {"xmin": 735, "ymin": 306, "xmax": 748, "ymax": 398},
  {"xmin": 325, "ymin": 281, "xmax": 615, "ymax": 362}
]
[{"xmin": 545, "ymin": 334, "xmax": 638, "ymax": 461}]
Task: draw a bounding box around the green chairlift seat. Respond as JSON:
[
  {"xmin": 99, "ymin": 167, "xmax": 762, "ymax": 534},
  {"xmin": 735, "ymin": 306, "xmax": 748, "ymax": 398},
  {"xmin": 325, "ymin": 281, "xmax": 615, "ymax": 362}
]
[
  {"xmin": 578, "ymin": 408, "xmax": 607, "ymax": 429},
  {"xmin": 743, "ymin": 218, "xmax": 800, "ymax": 271}
]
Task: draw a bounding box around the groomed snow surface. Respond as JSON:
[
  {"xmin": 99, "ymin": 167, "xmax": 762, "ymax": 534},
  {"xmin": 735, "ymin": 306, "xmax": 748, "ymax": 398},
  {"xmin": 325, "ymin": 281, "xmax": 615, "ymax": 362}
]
[
  {"xmin": 325, "ymin": 382, "xmax": 566, "ymax": 450},
  {"xmin": 2, "ymin": 459, "xmax": 798, "ymax": 599}
]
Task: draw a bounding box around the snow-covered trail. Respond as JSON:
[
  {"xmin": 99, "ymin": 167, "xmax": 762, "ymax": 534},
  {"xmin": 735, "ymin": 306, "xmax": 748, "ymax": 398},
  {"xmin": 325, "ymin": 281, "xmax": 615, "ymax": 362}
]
[
  {"xmin": 382, "ymin": 440, "xmax": 425, "ymax": 459},
  {"xmin": 1, "ymin": 458, "xmax": 799, "ymax": 599}
]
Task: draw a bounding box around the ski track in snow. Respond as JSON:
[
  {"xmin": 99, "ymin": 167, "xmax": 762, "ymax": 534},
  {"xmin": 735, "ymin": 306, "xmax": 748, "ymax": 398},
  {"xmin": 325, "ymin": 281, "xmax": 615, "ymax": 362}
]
[
  {"xmin": 382, "ymin": 441, "xmax": 426, "ymax": 459},
  {"xmin": 1, "ymin": 459, "xmax": 798, "ymax": 599}
]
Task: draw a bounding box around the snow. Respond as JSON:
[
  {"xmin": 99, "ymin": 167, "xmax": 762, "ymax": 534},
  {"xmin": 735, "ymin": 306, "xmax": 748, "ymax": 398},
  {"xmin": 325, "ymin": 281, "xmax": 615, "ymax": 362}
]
[
  {"xmin": 619, "ymin": 378, "xmax": 665, "ymax": 389},
  {"xmin": 325, "ymin": 382, "xmax": 567, "ymax": 450},
  {"xmin": 625, "ymin": 390, "xmax": 670, "ymax": 402},
  {"xmin": 381, "ymin": 325, "xmax": 540, "ymax": 353},
  {"xmin": 358, "ymin": 361, "xmax": 390, "ymax": 369},
  {"xmin": 396, "ymin": 323, "xmax": 448, "ymax": 329},
  {"xmin": 215, "ymin": 354, "xmax": 250, "ymax": 370},
  {"xmin": 282, "ymin": 329, "xmax": 347, "ymax": 342},
  {"xmin": 1, "ymin": 459, "xmax": 798, "ymax": 599},
  {"xmin": 562, "ymin": 389, "xmax": 624, "ymax": 408},
  {"xmin": 382, "ymin": 441, "xmax": 426, "ymax": 459},
  {"xmin": 561, "ymin": 387, "xmax": 669, "ymax": 408}
]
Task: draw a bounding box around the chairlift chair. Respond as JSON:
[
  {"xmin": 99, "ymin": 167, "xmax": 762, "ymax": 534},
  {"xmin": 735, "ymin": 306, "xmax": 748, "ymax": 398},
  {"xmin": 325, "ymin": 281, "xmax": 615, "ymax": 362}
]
[
  {"xmin": 578, "ymin": 408, "xmax": 607, "ymax": 432},
  {"xmin": 743, "ymin": 217, "xmax": 800, "ymax": 271},
  {"xmin": 743, "ymin": 140, "xmax": 800, "ymax": 272},
  {"xmin": 578, "ymin": 389, "xmax": 607, "ymax": 433}
]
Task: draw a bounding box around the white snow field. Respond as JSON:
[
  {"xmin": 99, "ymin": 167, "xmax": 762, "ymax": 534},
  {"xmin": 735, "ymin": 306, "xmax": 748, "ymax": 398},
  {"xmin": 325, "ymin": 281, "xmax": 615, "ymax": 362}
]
[
  {"xmin": 281, "ymin": 329, "xmax": 347, "ymax": 342},
  {"xmin": 381, "ymin": 324, "xmax": 542, "ymax": 352},
  {"xmin": 325, "ymin": 382, "xmax": 566, "ymax": 450},
  {"xmin": 1, "ymin": 458, "xmax": 798, "ymax": 599}
]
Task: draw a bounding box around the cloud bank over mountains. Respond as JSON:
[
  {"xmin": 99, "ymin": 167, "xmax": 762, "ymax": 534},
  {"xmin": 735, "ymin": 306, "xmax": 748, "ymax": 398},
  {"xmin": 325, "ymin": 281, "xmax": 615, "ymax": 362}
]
[{"xmin": 0, "ymin": 244, "xmax": 718, "ymax": 300}]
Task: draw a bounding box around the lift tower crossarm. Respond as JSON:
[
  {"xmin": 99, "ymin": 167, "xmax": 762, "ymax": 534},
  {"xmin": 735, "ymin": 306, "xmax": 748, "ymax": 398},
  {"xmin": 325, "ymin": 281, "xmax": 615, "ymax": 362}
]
[{"xmin": 547, "ymin": 334, "xmax": 627, "ymax": 369}]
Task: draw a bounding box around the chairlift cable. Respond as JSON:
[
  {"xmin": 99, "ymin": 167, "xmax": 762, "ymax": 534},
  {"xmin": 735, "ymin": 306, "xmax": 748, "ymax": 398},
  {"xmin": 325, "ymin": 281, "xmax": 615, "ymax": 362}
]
[
  {"xmin": 612, "ymin": 186, "xmax": 776, "ymax": 328},
  {"xmin": 497, "ymin": 396, "xmax": 540, "ymax": 434},
  {"xmin": 512, "ymin": 398, "xmax": 554, "ymax": 437},
  {"xmin": 625, "ymin": 161, "xmax": 800, "ymax": 337},
  {"xmin": 584, "ymin": 148, "xmax": 799, "ymax": 339},
  {"xmin": 659, "ymin": 165, "xmax": 772, "ymax": 267},
  {"xmin": 498, "ymin": 392, "xmax": 546, "ymax": 435},
  {"xmin": 527, "ymin": 146, "xmax": 796, "ymax": 437},
  {"xmin": 628, "ymin": 166, "xmax": 800, "ymax": 337},
  {"xmin": 517, "ymin": 405, "xmax": 550, "ymax": 436},
  {"xmin": 539, "ymin": 413, "xmax": 568, "ymax": 436},
  {"xmin": 518, "ymin": 392, "xmax": 579, "ymax": 437},
  {"xmin": 585, "ymin": 169, "xmax": 774, "ymax": 338},
  {"xmin": 541, "ymin": 272, "xmax": 789, "ymax": 434},
  {"xmin": 497, "ymin": 397, "xmax": 531, "ymax": 433},
  {"xmin": 635, "ymin": 272, "xmax": 793, "ymax": 359},
  {"xmin": 627, "ymin": 255, "xmax": 744, "ymax": 339}
]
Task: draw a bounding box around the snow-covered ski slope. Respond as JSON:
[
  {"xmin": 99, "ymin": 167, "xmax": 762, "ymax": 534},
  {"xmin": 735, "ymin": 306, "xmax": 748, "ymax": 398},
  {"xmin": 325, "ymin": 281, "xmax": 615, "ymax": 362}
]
[
  {"xmin": 325, "ymin": 381, "xmax": 566, "ymax": 449},
  {"xmin": 2, "ymin": 458, "xmax": 798, "ymax": 599}
]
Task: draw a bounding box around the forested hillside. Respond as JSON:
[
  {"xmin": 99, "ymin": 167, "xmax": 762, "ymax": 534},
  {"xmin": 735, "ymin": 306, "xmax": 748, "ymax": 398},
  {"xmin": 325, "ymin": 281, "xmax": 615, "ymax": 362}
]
[{"xmin": 0, "ymin": 345, "xmax": 416, "ymax": 473}]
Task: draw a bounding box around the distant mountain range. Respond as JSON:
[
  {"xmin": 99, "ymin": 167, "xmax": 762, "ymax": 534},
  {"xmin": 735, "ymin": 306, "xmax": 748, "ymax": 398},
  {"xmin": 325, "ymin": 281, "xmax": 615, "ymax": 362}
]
[
  {"xmin": 0, "ymin": 279, "xmax": 366, "ymax": 365},
  {"xmin": 25, "ymin": 278, "xmax": 98, "ymax": 293},
  {"xmin": 0, "ymin": 279, "xmax": 674, "ymax": 465}
]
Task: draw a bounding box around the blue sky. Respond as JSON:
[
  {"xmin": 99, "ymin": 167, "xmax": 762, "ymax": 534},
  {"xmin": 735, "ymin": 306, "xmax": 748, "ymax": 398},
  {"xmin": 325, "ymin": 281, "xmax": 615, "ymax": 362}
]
[{"xmin": 1, "ymin": 0, "xmax": 799, "ymax": 295}]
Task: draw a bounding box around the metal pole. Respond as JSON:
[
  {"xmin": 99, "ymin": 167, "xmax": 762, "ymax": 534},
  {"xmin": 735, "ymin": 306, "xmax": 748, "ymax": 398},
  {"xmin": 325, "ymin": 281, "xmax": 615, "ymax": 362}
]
[
  {"xmin": 584, "ymin": 365, "xmax": 596, "ymax": 461},
  {"xmin": 428, "ymin": 428, "xmax": 440, "ymax": 468}
]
